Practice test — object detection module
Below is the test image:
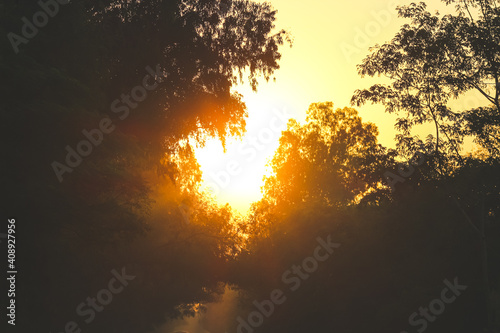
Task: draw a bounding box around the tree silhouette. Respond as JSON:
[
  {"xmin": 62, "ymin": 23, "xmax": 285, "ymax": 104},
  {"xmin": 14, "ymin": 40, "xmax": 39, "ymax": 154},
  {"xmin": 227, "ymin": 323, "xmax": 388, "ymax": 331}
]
[
  {"xmin": 351, "ymin": 1, "xmax": 500, "ymax": 164},
  {"xmin": 247, "ymin": 102, "xmax": 395, "ymax": 240}
]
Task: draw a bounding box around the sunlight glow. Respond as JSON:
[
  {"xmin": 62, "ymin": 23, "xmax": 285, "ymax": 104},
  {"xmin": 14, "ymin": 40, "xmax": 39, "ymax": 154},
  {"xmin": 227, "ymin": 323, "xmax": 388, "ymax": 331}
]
[{"xmin": 194, "ymin": 91, "xmax": 292, "ymax": 214}]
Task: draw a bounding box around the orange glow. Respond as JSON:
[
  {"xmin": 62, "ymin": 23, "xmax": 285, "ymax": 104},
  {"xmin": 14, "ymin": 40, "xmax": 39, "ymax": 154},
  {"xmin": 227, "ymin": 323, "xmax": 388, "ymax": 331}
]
[
  {"xmin": 194, "ymin": 0, "xmax": 489, "ymax": 214},
  {"xmin": 194, "ymin": 91, "xmax": 292, "ymax": 213}
]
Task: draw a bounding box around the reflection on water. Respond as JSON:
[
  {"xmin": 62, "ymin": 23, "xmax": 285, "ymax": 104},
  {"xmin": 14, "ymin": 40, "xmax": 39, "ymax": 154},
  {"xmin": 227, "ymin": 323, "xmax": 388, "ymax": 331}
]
[{"xmin": 155, "ymin": 285, "xmax": 240, "ymax": 333}]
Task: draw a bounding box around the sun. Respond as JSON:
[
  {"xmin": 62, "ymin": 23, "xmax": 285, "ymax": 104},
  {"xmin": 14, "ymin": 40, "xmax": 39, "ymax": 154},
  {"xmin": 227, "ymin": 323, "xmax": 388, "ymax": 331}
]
[{"xmin": 193, "ymin": 90, "xmax": 292, "ymax": 214}]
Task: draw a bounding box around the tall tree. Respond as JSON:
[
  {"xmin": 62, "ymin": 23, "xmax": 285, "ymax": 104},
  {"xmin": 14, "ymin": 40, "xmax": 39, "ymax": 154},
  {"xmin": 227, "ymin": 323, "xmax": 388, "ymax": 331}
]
[
  {"xmin": 248, "ymin": 102, "xmax": 394, "ymax": 239},
  {"xmin": 351, "ymin": 1, "xmax": 500, "ymax": 164}
]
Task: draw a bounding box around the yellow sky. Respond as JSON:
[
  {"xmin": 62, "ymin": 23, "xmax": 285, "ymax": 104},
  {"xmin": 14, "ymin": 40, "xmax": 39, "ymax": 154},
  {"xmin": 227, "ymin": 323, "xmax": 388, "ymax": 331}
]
[{"xmin": 194, "ymin": 0, "xmax": 490, "ymax": 214}]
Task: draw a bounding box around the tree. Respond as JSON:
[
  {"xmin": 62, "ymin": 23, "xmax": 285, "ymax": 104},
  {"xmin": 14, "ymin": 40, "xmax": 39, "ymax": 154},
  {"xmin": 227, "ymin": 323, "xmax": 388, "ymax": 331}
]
[
  {"xmin": 351, "ymin": 1, "xmax": 500, "ymax": 165},
  {"xmin": 88, "ymin": 0, "xmax": 292, "ymax": 159},
  {"xmin": 247, "ymin": 102, "xmax": 395, "ymax": 239}
]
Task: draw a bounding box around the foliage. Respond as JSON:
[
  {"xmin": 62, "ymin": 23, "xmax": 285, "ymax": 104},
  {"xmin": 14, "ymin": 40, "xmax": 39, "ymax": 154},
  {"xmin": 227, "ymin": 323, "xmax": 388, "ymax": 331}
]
[
  {"xmin": 351, "ymin": 1, "xmax": 500, "ymax": 164},
  {"xmin": 247, "ymin": 102, "xmax": 395, "ymax": 238}
]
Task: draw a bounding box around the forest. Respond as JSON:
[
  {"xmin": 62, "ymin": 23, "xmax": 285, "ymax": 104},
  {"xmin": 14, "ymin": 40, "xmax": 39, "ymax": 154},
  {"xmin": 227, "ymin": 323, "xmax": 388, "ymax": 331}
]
[{"xmin": 1, "ymin": 0, "xmax": 499, "ymax": 333}]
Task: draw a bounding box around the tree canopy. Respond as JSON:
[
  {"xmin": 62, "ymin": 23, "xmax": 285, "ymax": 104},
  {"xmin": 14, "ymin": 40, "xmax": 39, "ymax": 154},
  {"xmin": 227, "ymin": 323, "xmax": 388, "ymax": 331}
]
[
  {"xmin": 351, "ymin": 0, "xmax": 500, "ymax": 163},
  {"xmin": 250, "ymin": 103, "xmax": 394, "ymax": 225}
]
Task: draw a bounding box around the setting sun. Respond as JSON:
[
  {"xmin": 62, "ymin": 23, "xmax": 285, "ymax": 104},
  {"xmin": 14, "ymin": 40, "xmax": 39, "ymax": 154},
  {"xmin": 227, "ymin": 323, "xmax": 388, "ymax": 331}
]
[{"xmin": 194, "ymin": 91, "xmax": 292, "ymax": 213}]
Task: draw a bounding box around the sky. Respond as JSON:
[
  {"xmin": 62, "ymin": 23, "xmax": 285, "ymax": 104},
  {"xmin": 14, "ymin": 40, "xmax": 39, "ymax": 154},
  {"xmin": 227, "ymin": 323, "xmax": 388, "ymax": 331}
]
[{"xmin": 194, "ymin": 0, "xmax": 490, "ymax": 214}]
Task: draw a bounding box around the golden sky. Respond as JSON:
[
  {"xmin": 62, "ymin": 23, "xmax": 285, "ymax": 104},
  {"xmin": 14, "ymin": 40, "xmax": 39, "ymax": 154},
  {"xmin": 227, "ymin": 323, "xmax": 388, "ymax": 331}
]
[{"xmin": 194, "ymin": 0, "xmax": 489, "ymax": 214}]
